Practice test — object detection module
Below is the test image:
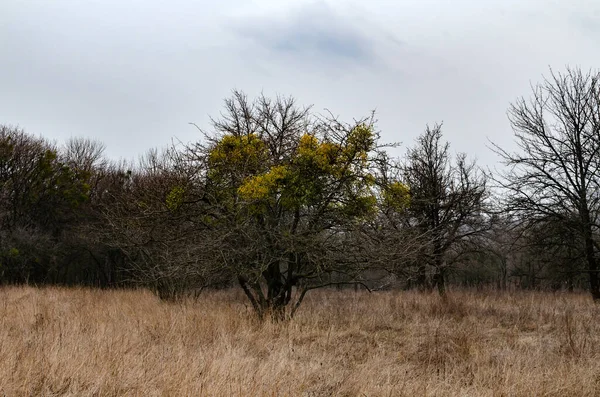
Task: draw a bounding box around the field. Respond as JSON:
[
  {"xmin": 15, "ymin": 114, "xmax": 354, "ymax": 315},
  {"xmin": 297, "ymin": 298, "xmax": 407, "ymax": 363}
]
[{"xmin": 1, "ymin": 286, "xmax": 600, "ymax": 396}]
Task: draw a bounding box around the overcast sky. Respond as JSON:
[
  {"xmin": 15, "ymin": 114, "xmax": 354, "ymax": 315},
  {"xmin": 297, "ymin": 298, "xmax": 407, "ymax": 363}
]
[{"xmin": 2, "ymin": 0, "xmax": 599, "ymax": 166}]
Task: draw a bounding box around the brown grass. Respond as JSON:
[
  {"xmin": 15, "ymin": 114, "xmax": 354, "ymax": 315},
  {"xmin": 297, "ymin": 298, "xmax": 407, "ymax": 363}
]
[{"xmin": 1, "ymin": 286, "xmax": 600, "ymax": 396}]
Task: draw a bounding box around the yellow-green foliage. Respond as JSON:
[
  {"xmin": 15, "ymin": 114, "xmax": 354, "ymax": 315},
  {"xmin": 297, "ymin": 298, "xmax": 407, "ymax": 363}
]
[
  {"xmin": 293, "ymin": 130, "xmax": 378, "ymax": 215},
  {"xmin": 347, "ymin": 124, "xmax": 375, "ymax": 158},
  {"xmin": 297, "ymin": 134, "xmax": 319, "ymax": 155},
  {"xmin": 238, "ymin": 165, "xmax": 289, "ymax": 201},
  {"xmin": 297, "ymin": 134, "xmax": 340, "ymax": 170},
  {"xmin": 296, "ymin": 125, "xmax": 374, "ymax": 174},
  {"xmin": 166, "ymin": 186, "xmax": 186, "ymax": 211},
  {"xmin": 208, "ymin": 134, "xmax": 267, "ymax": 174},
  {"xmin": 383, "ymin": 181, "xmax": 411, "ymax": 211},
  {"xmin": 210, "ymin": 128, "xmax": 379, "ymax": 217}
]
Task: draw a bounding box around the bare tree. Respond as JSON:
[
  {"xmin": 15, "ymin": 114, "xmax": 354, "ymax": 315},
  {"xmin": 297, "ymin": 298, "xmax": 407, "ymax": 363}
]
[
  {"xmin": 403, "ymin": 124, "xmax": 488, "ymax": 294},
  {"xmin": 96, "ymin": 147, "xmax": 232, "ymax": 297},
  {"xmin": 492, "ymin": 67, "xmax": 600, "ymax": 300},
  {"xmin": 62, "ymin": 137, "xmax": 107, "ymax": 173}
]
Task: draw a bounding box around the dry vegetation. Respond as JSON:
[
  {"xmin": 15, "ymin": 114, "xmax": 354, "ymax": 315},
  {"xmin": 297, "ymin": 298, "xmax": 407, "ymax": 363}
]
[{"xmin": 1, "ymin": 286, "xmax": 600, "ymax": 396}]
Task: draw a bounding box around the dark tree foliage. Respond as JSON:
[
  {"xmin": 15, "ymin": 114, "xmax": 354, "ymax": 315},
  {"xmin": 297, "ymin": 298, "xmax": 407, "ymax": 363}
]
[{"xmin": 0, "ymin": 126, "xmax": 93, "ymax": 284}]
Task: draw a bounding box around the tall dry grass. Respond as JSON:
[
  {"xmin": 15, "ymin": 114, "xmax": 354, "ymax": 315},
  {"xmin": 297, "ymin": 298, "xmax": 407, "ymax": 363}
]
[{"xmin": 1, "ymin": 286, "xmax": 600, "ymax": 396}]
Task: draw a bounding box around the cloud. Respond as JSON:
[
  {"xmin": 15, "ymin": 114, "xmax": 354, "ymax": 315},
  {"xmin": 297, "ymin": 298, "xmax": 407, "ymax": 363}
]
[
  {"xmin": 234, "ymin": 1, "xmax": 378, "ymax": 65},
  {"xmin": 2, "ymin": 0, "xmax": 600, "ymax": 167}
]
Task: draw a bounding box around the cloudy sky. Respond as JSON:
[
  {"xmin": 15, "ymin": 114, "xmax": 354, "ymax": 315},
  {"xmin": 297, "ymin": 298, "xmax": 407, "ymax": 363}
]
[{"xmin": 2, "ymin": 0, "xmax": 599, "ymax": 166}]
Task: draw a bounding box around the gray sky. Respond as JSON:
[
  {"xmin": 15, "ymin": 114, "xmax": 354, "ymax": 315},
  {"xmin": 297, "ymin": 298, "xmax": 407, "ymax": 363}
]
[{"xmin": 2, "ymin": 0, "xmax": 599, "ymax": 166}]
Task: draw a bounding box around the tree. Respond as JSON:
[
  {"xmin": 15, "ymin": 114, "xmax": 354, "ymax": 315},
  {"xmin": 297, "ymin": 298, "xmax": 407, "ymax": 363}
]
[
  {"xmin": 98, "ymin": 148, "xmax": 231, "ymax": 297},
  {"xmin": 176, "ymin": 91, "xmax": 399, "ymax": 319},
  {"xmin": 403, "ymin": 124, "xmax": 488, "ymax": 294},
  {"xmin": 0, "ymin": 126, "xmax": 92, "ymax": 284},
  {"xmin": 492, "ymin": 67, "xmax": 600, "ymax": 300},
  {"xmin": 356, "ymin": 152, "xmax": 421, "ymax": 289}
]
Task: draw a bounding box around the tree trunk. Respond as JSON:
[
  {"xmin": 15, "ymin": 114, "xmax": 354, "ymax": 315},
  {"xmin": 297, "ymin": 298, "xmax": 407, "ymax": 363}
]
[
  {"xmin": 580, "ymin": 207, "xmax": 600, "ymax": 300},
  {"xmin": 416, "ymin": 264, "xmax": 429, "ymax": 291},
  {"xmin": 238, "ymin": 276, "xmax": 264, "ymax": 319},
  {"xmin": 500, "ymin": 258, "xmax": 507, "ymax": 290},
  {"xmin": 432, "ymin": 236, "xmax": 445, "ymax": 296},
  {"xmin": 567, "ymin": 273, "xmax": 574, "ymax": 292},
  {"xmin": 584, "ymin": 233, "xmax": 600, "ymax": 300},
  {"xmin": 433, "ymin": 268, "xmax": 445, "ymax": 296}
]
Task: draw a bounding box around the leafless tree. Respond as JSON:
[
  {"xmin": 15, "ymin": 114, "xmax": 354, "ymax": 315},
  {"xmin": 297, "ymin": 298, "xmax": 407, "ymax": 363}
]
[
  {"xmin": 62, "ymin": 137, "xmax": 107, "ymax": 173},
  {"xmin": 96, "ymin": 147, "xmax": 231, "ymax": 297},
  {"xmin": 492, "ymin": 67, "xmax": 600, "ymax": 300},
  {"xmin": 403, "ymin": 124, "xmax": 488, "ymax": 294}
]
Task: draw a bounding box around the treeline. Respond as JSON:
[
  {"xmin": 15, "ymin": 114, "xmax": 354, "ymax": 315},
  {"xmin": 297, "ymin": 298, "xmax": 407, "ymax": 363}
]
[{"xmin": 1, "ymin": 67, "xmax": 598, "ymax": 317}]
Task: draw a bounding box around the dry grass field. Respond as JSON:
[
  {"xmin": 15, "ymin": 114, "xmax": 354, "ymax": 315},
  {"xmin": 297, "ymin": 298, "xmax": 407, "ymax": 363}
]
[{"xmin": 1, "ymin": 286, "xmax": 600, "ymax": 396}]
